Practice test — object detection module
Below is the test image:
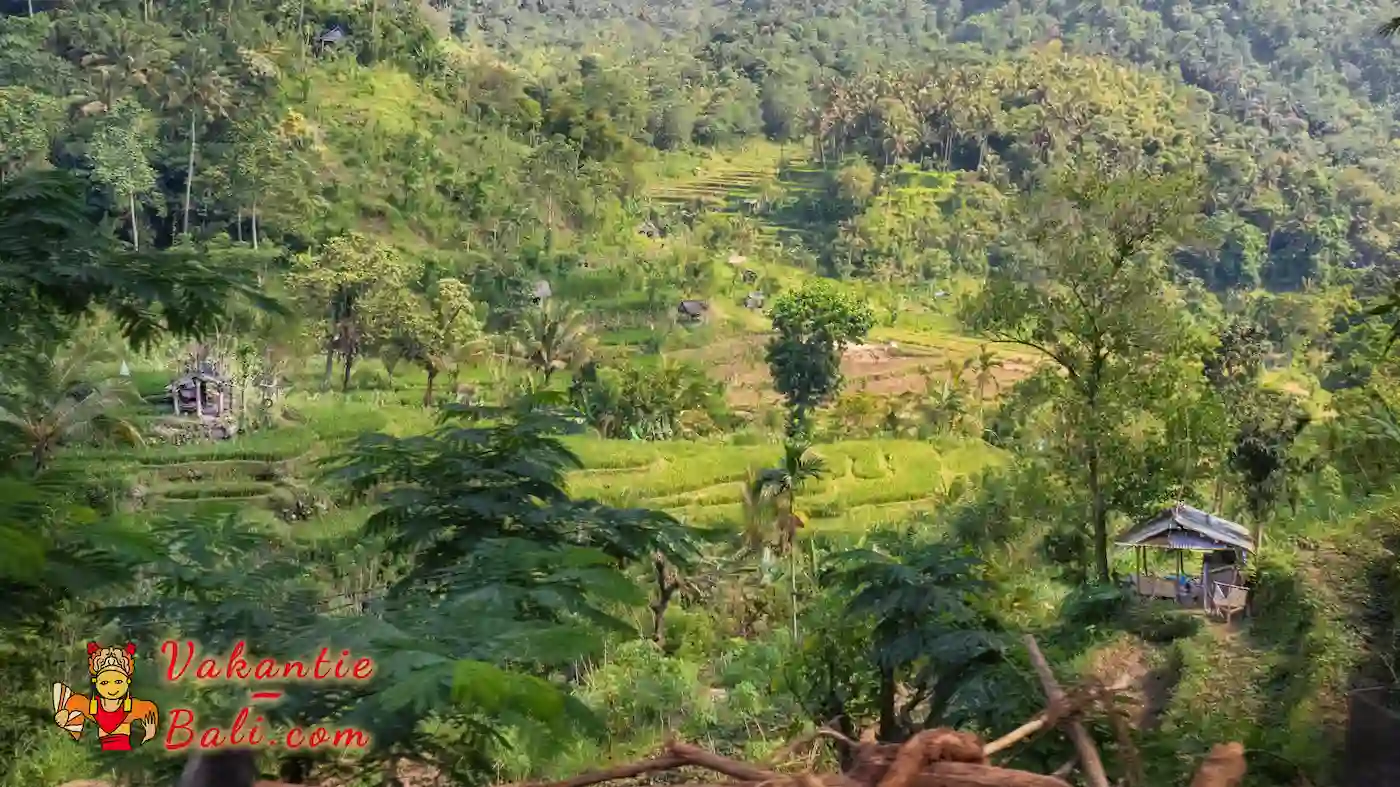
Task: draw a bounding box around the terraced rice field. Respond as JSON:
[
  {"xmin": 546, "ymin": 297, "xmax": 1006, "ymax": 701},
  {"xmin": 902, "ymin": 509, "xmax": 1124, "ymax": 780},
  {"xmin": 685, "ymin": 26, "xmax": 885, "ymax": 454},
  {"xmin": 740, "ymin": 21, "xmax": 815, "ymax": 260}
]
[
  {"xmin": 674, "ymin": 333, "xmax": 1039, "ymax": 406},
  {"xmin": 648, "ymin": 141, "xmax": 825, "ymax": 244},
  {"xmin": 565, "ymin": 436, "xmax": 1004, "ymax": 531}
]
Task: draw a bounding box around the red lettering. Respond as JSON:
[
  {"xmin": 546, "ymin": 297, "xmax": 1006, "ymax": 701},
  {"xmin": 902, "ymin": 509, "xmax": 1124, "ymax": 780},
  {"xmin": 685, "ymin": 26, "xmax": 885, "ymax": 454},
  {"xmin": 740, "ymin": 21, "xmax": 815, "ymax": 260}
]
[
  {"xmin": 195, "ymin": 659, "xmax": 220, "ymax": 680},
  {"xmin": 199, "ymin": 727, "xmax": 224, "ymax": 748},
  {"xmin": 163, "ymin": 641, "xmax": 195, "ymax": 682},
  {"xmin": 229, "ymin": 707, "xmax": 251, "ymax": 746},
  {"xmin": 253, "ymin": 659, "xmax": 279, "ymax": 680},
  {"xmin": 333, "ymin": 650, "xmax": 352, "ymax": 679},
  {"xmin": 249, "ymin": 716, "xmax": 266, "ymax": 745},
  {"xmin": 333, "ymin": 728, "xmax": 371, "ymax": 748},
  {"xmin": 286, "ymin": 728, "xmax": 305, "ymax": 748},
  {"xmin": 281, "ymin": 660, "xmax": 308, "ymax": 679},
  {"xmin": 309, "ymin": 728, "xmax": 328, "ymax": 747},
  {"xmin": 351, "ymin": 658, "xmax": 374, "ymax": 680},
  {"xmin": 228, "ymin": 642, "xmax": 251, "ymax": 680},
  {"xmin": 165, "ymin": 709, "xmax": 195, "ymax": 749},
  {"xmin": 312, "ymin": 648, "xmax": 333, "ymax": 680}
]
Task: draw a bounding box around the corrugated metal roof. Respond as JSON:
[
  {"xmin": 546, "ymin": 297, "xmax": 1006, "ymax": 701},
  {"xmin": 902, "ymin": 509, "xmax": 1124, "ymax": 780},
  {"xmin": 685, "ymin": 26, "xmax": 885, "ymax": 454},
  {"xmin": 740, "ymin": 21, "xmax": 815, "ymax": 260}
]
[
  {"xmin": 1113, "ymin": 503, "xmax": 1254, "ymax": 553},
  {"xmin": 1166, "ymin": 532, "xmax": 1233, "ymax": 551}
]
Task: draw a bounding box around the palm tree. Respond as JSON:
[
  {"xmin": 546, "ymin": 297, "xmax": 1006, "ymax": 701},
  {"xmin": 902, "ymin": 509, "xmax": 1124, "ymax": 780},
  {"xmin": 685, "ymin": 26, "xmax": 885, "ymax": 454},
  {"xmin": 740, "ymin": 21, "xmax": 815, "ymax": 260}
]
[
  {"xmin": 0, "ymin": 346, "xmax": 141, "ymax": 473},
  {"xmin": 969, "ymin": 344, "xmax": 1004, "ymax": 406},
  {"xmin": 509, "ymin": 301, "xmax": 595, "ymax": 382},
  {"xmin": 749, "ymin": 439, "xmax": 827, "ymax": 554}
]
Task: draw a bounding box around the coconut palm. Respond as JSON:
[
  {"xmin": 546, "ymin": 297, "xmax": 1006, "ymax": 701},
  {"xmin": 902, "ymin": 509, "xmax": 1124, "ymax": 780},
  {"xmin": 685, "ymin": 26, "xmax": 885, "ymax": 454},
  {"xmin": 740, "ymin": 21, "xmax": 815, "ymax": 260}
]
[
  {"xmin": 749, "ymin": 439, "xmax": 827, "ymax": 554},
  {"xmin": 509, "ymin": 301, "xmax": 595, "ymax": 382},
  {"xmin": 0, "ymin": 346, "xmax": 141, "ymax": 472}
]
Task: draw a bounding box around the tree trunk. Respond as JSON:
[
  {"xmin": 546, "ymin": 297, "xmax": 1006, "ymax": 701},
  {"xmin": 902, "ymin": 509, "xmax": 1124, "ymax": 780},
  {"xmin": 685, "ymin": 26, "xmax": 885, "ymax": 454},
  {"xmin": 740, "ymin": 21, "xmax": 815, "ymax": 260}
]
[
  {"xmin": 649, "ymin": 553, "xmax": 678, "ymax": 649},
  {"xmin": 183, "ymin": 112, "xmax": 197, "ymax": 238},
  {"xmin": 251, "ymin": 199, "xmax": 259, "ymax": 249},
  {"xmin": 322, "ymin": 340, "xmax": 336, "ymax": 390},
  {"xmin": 1089, "ymin": 437, "xmax": 1108, "ymax": 582},
  {"xmin": 128, "ymin": 191, "xmax": 140, "ymax": 250},
  {"xmin": 423, "ymin": 366, "xmax": 437, "ymax": 406},
  {"xmin": 878, "ymin": 664, "xmax": 897, "ymax": 741},
  {"xmin": 342, "ymin": 348, "xmax": 355, "ymax": 392}
]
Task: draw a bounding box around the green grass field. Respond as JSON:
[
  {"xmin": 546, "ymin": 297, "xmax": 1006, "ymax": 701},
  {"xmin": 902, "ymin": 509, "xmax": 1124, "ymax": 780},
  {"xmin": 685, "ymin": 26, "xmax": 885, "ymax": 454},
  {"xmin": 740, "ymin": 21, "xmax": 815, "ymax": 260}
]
[{"xmin": 566, "ymin": 435, "xmax": 1004, "ymax": 530}]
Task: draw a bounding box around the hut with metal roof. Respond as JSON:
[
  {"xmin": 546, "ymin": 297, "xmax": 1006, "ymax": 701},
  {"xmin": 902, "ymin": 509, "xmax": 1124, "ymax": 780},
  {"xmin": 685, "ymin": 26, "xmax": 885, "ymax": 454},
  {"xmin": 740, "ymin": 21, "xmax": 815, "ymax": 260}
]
[
  {"xmin": 677, "ymin": 299, "xmax": 709, "ymax": 322},
  {"xmin": 1115, "ymin": 503, "xmax": 1254, "ymax": 618},
  {"xmin": 165, "ymin": 369, "xmax": 231, "ymax": 417}
]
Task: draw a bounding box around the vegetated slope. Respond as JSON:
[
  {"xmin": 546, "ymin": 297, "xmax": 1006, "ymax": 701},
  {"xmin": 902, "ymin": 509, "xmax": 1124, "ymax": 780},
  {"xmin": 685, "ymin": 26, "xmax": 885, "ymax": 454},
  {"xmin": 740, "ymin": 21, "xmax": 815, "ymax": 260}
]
[{"xmin": 568, "ymin": 436, "xmax": 1004, "ymax": 530}]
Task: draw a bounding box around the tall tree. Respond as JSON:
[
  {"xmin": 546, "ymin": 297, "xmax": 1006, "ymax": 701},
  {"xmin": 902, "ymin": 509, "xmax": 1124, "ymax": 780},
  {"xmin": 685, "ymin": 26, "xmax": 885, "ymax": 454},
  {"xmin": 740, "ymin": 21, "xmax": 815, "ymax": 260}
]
[
  {"xmin": 381, "ymin": 277, "xmax": 483, "ymax": 405},
  {"xmin": 765, "ymin": 278, "xmax": 875, "ymax": 437},
  {"xmin": 963, "ymin": 168, "xmax": 1203, "ymax": 582},
  {"xmin": 87, "ymin": 97, "xmax": 157, "ymax": 250},
  {"xmin": 287, "ymin": 232, "xmax": 411, "ymax": 391}
]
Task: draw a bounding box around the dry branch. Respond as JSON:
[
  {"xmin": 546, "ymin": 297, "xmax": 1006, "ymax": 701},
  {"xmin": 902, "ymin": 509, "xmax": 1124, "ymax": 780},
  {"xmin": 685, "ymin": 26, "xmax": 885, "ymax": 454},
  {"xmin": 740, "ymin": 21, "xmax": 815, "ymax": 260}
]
[
  {"xmin": 512, "ymin": 754, "xmax": 689, "ymax": 787},
  {"xmin": 509, "ymin": 639, "xmax": 1246, "ymax": 787},
  {"xmin": 1023, "ymin": 635, "xmax": 1110, "ymax": 787}
]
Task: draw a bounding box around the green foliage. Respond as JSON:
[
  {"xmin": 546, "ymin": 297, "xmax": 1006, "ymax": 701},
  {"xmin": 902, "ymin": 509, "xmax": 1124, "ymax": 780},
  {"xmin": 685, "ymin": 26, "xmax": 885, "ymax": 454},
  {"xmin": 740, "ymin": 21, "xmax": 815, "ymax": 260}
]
[
  {"xmin": 766, "ymin": 279, "xmax": 875, "ymax": 434},
  {"xmin": 569, "ymin": 358, "xmax": 725, "ymax": 440},
  {"xmin": 828, "ymin": 529, "xmax": 1004, "ymax": 735}
]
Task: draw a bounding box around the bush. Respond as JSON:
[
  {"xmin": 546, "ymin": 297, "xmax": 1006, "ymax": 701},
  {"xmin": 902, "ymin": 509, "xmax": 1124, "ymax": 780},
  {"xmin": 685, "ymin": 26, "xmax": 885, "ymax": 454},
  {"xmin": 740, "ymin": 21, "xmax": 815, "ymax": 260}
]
[
  {"xmin": 580, "ymin": 640, "xmax": 708, "ymax": 734},
  {"xmin": 351, "ymin": 366, "xmax": 395, "ymax": 391}
]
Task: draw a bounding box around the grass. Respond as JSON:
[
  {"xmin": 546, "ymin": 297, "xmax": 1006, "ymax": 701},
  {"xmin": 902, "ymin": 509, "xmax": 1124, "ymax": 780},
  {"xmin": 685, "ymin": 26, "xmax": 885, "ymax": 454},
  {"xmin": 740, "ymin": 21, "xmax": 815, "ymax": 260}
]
[{"xmin": 566, "ymin": 436, "xmax": 1004, "ymax": 531}]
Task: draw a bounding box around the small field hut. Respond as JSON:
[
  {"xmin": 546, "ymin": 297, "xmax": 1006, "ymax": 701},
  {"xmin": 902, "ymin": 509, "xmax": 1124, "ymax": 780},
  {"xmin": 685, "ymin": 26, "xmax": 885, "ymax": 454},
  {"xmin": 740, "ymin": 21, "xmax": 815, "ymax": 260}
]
[
  {"xmin": 166, "ymin": 369, "xmax": 231, "ymax": 417},
  {"xmin": 1115, "ymin": 503, "xmax": 1254, "ymax": 619}
]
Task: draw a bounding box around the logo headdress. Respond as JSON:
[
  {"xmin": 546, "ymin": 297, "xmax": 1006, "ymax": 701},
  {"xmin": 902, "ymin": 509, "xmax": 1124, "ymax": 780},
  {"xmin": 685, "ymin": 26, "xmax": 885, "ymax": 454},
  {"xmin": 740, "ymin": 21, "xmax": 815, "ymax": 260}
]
[{"xmin": 87, "ymin": 642, "xmax": 136, "ymax": 714}]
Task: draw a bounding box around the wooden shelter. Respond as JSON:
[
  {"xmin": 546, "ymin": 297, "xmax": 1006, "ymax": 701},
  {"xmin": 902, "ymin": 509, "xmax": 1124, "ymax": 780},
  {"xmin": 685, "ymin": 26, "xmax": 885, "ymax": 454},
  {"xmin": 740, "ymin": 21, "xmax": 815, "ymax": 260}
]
[
  {"xmin": 677, "ymin": 300, "xmax": 709, "ymax": 322},
  {"xmin": 314, "ymin": 25, "xmax": 348, "ymax": 52},
  {"xmin": 165, "ymin": 369, "xmax": 230, "ymax": 417},
  {"xmin": 1115, "ymin": 503, "xmax": 1254, "ymax": 619}
]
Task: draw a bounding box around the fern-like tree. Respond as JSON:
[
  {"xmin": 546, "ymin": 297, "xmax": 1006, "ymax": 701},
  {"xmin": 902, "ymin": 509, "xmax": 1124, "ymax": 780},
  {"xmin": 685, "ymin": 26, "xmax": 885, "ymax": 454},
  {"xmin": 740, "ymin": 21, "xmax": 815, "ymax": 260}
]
[
  {"xmin": 0, "ymin": 168, "xmax": 275, "ymax": 350},
  {"xmin": 0, "ymin": 345, "xmax": 140, "ymax": 473},
  {"xmin": 510, "ymin": 300, "xmax": 595, "ymax": 382},
  {"xmin": 828, "ymin": 530, "xmax": 1004, "ymax": 740},
  {"xmin": 314, "ymin": 397, "xmax": 699, "ymax": 778}
]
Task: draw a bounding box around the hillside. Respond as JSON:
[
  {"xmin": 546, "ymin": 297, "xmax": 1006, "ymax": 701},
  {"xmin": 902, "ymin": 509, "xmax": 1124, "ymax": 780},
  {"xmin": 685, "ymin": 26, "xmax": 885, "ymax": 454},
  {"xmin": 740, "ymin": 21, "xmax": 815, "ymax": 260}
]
[{"xmin": 6, "ymin": 1, "xmax": 1400, "ymax": 787}]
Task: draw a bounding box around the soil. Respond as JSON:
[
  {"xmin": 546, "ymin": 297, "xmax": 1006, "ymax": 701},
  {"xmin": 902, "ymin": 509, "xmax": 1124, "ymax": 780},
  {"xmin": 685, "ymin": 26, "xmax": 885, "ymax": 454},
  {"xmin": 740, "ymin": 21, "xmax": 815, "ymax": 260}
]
[{"xmin": 675, "ymin": 337, "xmax": 1037, "ymax": 407}]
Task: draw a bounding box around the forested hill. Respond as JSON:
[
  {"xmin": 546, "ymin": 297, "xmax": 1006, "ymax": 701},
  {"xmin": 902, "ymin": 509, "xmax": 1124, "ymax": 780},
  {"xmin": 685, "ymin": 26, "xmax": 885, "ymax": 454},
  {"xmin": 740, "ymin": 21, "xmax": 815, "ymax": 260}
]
[{"xmin": 5, "ymin": 0, "xmax": 1400, "ymax": 307}]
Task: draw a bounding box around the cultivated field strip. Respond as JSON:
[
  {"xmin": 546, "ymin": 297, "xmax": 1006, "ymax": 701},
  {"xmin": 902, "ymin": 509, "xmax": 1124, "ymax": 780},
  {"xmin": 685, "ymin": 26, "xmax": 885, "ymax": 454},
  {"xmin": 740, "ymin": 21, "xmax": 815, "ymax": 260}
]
[{"xmin": 565, "ymin": 437, "xmax": 1002, "ymax": 532}]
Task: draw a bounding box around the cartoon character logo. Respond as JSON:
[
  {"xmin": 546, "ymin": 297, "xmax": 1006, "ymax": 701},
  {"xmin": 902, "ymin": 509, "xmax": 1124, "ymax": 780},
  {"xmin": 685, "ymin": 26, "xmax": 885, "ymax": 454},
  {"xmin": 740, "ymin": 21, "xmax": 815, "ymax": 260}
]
[{"xmin": 53, "ymin": 642, "xmax": 159, "ymax": 751}]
